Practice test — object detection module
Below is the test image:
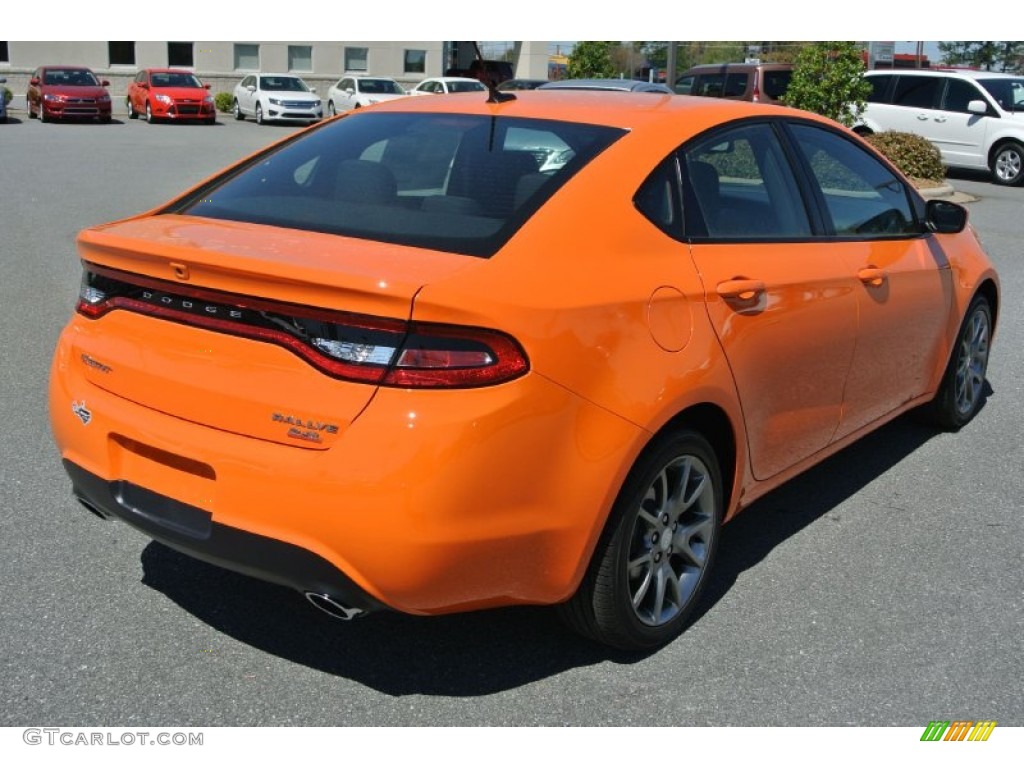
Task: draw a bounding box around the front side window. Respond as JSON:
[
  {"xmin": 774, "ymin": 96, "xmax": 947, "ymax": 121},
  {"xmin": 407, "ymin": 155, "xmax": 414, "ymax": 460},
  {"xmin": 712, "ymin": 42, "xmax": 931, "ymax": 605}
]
[
  {"xmin": 404, "ymin": 49, "xmax": 426, "ymax": 74},
  {"xmin": 977, "ymin": 77, "xmax": 1024, "ymax": 112},
  {"xmin": 344, "ymin": 47, "xmax": 368, "ymax": 72},
  {"xmin": 173, "ymin": 113, "xmax": 624, "ymax": 258},
  {"xmin": 234, "ymin": 44, "xmax": 259, "ymax": 71},
  {"xmin": 789, "ymin": 123, "xmax": 918, "ymax": 237},
  {"xmin": 943, "ymin": 79, "xmax": 987, "ymax": 113},
  {"xmin": 682, "ymin": 122, "xmax": 812, "ymax": 239}
]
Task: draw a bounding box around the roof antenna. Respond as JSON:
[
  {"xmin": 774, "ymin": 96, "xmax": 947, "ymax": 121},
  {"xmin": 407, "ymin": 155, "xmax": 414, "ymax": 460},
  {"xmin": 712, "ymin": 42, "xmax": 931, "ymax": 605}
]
[{"xmin": 473, "ymin": 41, "xmax": 515, "ymax": 104}]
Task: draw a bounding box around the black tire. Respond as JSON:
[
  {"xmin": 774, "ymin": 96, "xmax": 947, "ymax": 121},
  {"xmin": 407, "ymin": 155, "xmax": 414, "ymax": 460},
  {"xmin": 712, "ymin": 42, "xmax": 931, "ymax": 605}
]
[
  {"xmin": 233, "ymin": 99, "xmax": 244, "ymax": 121},
  {"xmin": 328, "ymin": 100, "xmax": 336, "ymax": 116},
  {"xmin": 559, "ymin": 430, "xmax": 723, "ymax": 651},
  {"xmin": 923, "ymin": 294, "xmax": 992, "ymax": 429},
  {"xmin": 145, "ymin": 102, "xmax": 154, "ymax": 124},
  {"xmin": 39, "ymin": 103, "xmax": 49, "ymax": 123},
  {"xmin": 255, "ymin": 102, "xmax": 263, "ymax": 125},
  {"xmin": 990, "ymin": 141, "xmax": 1024, "ymax": 186}
]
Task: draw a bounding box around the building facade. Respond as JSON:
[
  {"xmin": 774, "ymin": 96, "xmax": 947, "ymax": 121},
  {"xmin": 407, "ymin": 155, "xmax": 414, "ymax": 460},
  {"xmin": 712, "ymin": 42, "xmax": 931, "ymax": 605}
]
[{"xmin": 0, "ymin": 41, "xmax": 552, "ymax": 108}]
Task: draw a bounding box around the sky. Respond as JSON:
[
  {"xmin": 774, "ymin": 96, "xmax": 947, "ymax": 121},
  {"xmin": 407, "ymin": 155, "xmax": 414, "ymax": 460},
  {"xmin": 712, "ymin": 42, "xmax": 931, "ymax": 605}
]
[{"xmin": 3, "ymin": 1, "xmax": 984, "ymax": 49}]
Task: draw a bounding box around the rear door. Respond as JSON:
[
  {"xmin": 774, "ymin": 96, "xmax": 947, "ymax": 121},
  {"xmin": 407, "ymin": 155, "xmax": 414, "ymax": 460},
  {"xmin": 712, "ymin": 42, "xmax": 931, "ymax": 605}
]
[{"xmin": 683, "ymin": 121, "xmax": 859, "ymax": 480}]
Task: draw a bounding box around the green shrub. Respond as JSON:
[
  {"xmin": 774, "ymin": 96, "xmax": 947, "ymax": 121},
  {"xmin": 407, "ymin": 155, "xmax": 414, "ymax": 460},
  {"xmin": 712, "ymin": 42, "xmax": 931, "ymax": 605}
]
[
  {"xmin": 2, "ymin": 88, "xmax": 11, "ymax": 106},
  {"xmin": 214, "ymin": 92, "xmax": 234, "ymax": 113},
  {"xmin": 865, "ymin": 131, "xmax": 945, "ymax": 182}
]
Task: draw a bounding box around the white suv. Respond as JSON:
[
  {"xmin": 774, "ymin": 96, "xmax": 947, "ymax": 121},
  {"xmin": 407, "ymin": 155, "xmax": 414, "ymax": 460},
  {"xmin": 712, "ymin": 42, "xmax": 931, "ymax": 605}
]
[{"xmin": 857, "ymin": 69, "xmax": 1024, "ymax": 186}]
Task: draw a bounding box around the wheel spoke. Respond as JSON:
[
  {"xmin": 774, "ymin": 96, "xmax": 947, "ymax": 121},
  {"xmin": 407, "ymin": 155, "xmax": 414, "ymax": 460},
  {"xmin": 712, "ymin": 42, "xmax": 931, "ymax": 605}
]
[
  {"xmin": 673, "ymin": 515, "xmax": 712, "ymax": 567},
  {"xmin": 631, "ymin": 559, "xmax": 653, "ymax": 609},
  {"xmin": 651, "ymin": 562, "xmax": 669, "ymax": 620}
]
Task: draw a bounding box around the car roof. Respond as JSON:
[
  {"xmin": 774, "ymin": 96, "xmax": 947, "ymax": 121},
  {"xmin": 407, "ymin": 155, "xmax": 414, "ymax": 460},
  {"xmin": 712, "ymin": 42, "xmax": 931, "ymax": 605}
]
[
  {"xmin": 365, "ymin": 89, "xmax": 814, "ymax": 133},
  {"xmin": 539, "ymin": 79, "xmax": 672, "ymax": 92},
  {"xmin": 865, "ymin": 68, "xmax": 1021, "ymax": 81},
  {"xmin": 684, "ymin": 62, "xmax": 791, "ymax": 71}
]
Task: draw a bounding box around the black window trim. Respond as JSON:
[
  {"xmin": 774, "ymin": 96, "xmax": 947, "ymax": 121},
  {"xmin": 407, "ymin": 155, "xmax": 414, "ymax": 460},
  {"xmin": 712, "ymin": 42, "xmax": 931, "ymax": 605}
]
[{"xmin": 633, "ymin": 115, "xmax": 929, "ymax": 245}]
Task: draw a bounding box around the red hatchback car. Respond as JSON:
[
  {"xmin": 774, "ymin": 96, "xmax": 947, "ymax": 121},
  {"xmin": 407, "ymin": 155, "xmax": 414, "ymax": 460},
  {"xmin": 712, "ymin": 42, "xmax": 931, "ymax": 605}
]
[
  {"xmin": 126, "ymin": 69, "xmax": 216, "ymax": 124},
  {"xmin": 28, "ymin": 66, "xmax": 112, "ymax": 122}
]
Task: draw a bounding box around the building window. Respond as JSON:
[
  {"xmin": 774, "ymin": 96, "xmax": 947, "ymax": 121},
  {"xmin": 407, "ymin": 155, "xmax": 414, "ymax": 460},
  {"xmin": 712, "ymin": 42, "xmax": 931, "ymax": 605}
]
[
  {"xmin": 108, "ymin": 42, "xmax": 136, "ymax": 67},
  {"xmin": 404, "ymin": 49, "xmax": 426, "ymax": 74},
  {"xmin": 0, "ymin": 41, "xmax": 9, "ymax": 63},
  {"xmin": 234, "ymin": 44, "xmax": 260, "ymax": 71},
  {"xmin": 288, "ymin": 45, "xmax": 313, "ymax": 72},
  {"xmin": 344, "ymin": 47, "xmax": 368, "ymax": 72},
  {"xmin": 168, "ymin": 42, "xmax": 194, "ymax": 68}
]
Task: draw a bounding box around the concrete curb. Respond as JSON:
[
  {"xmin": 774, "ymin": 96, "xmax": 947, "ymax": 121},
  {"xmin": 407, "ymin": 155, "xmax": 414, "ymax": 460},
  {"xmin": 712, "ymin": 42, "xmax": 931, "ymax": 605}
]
[{"xmin": 916, "ymin": 183, "xmax": 978, "ymax": 204}]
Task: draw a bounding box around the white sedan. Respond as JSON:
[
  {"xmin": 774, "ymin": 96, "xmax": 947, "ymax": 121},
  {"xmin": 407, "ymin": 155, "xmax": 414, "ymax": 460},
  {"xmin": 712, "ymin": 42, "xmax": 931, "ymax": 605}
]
[
  {"xmin": 232, "ymin": 73, "xmax": 322, "ymax": 125},
  {"xmin": 326, "ymin": 76, "xmax": 407, "ymax": 115},
  {"xmin": 408, "ymin": 77, "xmax": 487, "ymax": 96}
]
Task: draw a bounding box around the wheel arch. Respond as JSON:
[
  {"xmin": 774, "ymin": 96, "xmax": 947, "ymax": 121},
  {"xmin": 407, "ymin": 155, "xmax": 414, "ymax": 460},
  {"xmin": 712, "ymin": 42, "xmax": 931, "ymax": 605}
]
[
  {"xmin": 975, "ymin": 278, "xmax": 999, "ymax": 334},
  {"xmin": 655, "ymin": 403, "xmax": 739, "ymax": 521}
]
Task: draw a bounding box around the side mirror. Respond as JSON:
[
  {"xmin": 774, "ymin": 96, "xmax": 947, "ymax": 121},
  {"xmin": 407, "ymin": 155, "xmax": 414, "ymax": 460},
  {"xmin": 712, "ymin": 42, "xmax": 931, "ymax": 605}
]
[
  {"xmin": 345, "ymin": 88, "xmax": 355, "ymax": 95},
  {"xmin": 967, "ymin": 99, "xmax": 988, "ymax": 115},
  {"xmin": 926, "ymin": 199, "xmax": 967, "ymax": 234},
  {"xmin": 203, "ymin": 83, "xmax": 211, "ymax": 90},
  {"xmin": 140, "ymin": 82, "xmax": 150, "ymax": 90},
  {"xmin": 101, "ymin": 80, "xmax": 110, "ymax": 87},
  {"xmin": 247, "ymin": 85, "xmax": 256, "ymax": 92},
  {"xmin": 30, "ymin": 77, "xmax": 40, "ymax": 86}
]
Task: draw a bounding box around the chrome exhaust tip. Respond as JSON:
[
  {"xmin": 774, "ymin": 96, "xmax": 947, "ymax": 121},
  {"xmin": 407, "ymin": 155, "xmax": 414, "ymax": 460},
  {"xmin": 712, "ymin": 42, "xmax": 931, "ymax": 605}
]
[{"xmin": 304, "ymin": 591, "xmax": 365, "ymax": 621}]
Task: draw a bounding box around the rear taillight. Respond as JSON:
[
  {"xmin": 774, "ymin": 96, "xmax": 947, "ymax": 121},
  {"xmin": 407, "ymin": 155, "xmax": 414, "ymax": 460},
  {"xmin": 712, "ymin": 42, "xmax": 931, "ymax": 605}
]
[{"xmin": 76, "ymin": 264, "xmax": 528, "ymax": 388}]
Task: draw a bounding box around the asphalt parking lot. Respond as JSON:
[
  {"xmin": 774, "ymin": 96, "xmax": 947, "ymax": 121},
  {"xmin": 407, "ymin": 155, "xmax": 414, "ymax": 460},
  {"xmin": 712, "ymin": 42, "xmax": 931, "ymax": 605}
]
[{"xmin": 1, "ymin": 113, "xmax": 1022, "ymax": 727}]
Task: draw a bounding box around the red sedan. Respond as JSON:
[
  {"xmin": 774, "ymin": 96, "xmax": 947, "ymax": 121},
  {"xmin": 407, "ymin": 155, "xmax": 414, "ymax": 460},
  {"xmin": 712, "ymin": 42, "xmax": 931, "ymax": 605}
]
[
  {"xmin": 28, "ymin": 66, "xmax": 112, "ymax": 123},
  {"xmin": 127, "ymin": 69, "xmax": 216, "ymax": 124}
]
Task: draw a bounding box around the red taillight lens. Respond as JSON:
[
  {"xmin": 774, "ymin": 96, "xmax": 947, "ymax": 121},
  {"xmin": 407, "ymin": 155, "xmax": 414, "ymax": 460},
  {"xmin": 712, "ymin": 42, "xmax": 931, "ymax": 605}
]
[{"xmin": 76, "ymin": 264, "xmax": 528, "ymax": 388}]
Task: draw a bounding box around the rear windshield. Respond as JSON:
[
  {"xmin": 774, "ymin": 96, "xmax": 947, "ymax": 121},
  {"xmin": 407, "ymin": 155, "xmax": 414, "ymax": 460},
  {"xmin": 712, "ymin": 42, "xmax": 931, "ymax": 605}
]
[{"xmin": 173, "ymin": 112, "xmax": 624, "ymax": 257}]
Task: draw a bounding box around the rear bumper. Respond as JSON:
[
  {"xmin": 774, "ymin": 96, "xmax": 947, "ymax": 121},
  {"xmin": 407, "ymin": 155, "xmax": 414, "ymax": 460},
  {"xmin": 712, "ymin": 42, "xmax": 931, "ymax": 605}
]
[
  {"xmin": 50, "ymin": 324, "xmax": 645, "ymax": 615},
  {"xmin": 63, "ymin": 460, "xmax": 385, "ymax": 613}
]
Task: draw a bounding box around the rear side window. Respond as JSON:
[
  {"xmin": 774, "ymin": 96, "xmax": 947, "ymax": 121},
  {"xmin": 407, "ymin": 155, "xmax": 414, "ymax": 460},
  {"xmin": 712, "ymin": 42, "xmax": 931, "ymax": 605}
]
[
  {"xmin": 174, "ymin": 113, "xmax": 624, "ymax": 258},
  {"xmin": 865, "ymin": 75, "xmax": 893, "ymax": 103},
  {"xmin": 682, "ymin": 122, "xmax": 811, "ymax": 239},
  {"xmin": 893, "ymin": 76, "xmax": 940, "ymax": 108},
  {"xmin": 789, "ymin": 124, "xmax": 918, "ymax": 237},
  {"xmin": 762, "ymin": 70, "xmax": 791, "ymax": 100},
  {"xmin": 723, "ymin": 73, "xmax": 749, "ymax": 98}
]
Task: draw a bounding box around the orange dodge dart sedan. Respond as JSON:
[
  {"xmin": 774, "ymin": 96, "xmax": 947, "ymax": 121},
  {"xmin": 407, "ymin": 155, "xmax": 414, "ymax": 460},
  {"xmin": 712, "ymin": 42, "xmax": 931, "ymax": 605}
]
[{"xmin": 50, "ymin": 91, "xmax": 999, "ymax": 650}]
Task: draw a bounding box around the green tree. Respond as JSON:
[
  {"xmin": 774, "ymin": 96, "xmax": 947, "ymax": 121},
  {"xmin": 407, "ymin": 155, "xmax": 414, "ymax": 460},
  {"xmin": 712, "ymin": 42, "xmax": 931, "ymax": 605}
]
[
  {"xmin": 938, "ymin": 41, "xmax": 1024, "ymax": 72},
  {"xmin": 783, "ymin": 41, "xmax": 872, "ymax": 127},
  {"xmin": 567, "ymin": 41, "xmax": 616, "ymax": 79}
]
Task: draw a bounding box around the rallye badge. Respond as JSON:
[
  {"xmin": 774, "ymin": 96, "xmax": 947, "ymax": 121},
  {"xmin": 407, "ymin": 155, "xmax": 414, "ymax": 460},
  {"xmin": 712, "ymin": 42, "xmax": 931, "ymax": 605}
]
[{"xmin": 72, "ymin": 401, "xmax": 92, "ymax": 425}]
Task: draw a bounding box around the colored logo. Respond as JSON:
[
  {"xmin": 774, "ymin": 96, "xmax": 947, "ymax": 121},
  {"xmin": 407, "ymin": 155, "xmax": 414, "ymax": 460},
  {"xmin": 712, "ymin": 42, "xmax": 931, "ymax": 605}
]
[{"xmin": 921, "ymin": 721, "xmax": 997, "ymax": 742}]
